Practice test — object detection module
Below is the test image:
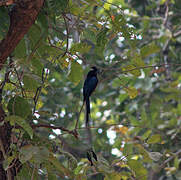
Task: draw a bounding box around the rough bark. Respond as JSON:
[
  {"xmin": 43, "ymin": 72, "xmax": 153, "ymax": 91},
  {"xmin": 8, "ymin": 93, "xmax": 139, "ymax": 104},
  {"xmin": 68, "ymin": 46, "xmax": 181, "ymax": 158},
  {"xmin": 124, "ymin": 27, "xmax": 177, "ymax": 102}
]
[
  {"xmin": 0, "ymin": 104, "xmax": 12, "ymax": 179},
  {"xmin": 0, "ymin": 0, "xmax": 44, "ymax": 179},
  {"xmin": 0, "ymin": 0, "xmax": 44, "ymax": 70}
]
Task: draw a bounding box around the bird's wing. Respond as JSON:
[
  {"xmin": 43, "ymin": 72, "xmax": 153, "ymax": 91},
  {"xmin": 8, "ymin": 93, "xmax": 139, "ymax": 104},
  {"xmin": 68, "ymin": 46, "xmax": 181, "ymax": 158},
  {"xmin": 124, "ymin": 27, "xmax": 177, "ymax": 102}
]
[{"xmin": 83, "ymin": 76, "xmax": 98, "ymax": 99}]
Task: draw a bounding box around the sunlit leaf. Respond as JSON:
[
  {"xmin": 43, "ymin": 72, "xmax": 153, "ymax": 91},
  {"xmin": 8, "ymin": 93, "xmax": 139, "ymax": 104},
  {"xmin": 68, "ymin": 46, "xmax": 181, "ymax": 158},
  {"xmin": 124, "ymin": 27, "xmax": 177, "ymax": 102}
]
[
  {"xmin": 124, "ymin": 86, "xmax": 138, "ymax": 99},
  {"xmin": 103, "ymin": 0, "xmax": 113, "ymax": 10},
  {"xmin": 68, "ymin": 61, "xmax": 83, "ymax": 85},
  {"xmin": 122, "ymin": 64, "xmax": 141, "ymax": 76},
  {"xmin": 128, "ymin": 160, "xmax": 147, "ymax": 180},
  {"xmin": 147, "ymin": 134, "xmax": 162, "ymax": 144}
]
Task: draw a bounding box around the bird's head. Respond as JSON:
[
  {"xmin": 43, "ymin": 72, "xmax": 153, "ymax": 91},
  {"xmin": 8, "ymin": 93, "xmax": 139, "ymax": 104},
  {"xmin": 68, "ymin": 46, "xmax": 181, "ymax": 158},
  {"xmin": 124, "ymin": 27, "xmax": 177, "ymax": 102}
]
[{"xmin": 91, "ymin": 66, "xmax": 99, "ymax": 74}]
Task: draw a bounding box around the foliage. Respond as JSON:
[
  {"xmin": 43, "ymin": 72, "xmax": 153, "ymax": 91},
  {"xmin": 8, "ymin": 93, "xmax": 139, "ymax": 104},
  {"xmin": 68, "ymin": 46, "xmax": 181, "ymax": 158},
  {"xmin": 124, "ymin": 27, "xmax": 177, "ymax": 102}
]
[{"xmin": 0, "ymin": 0, "xmax": 181, "ymax": 179}]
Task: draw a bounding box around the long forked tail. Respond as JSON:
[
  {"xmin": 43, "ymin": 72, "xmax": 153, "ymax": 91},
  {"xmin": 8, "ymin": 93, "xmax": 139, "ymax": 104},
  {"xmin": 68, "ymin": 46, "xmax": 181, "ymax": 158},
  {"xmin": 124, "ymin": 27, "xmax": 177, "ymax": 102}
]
[{"xmin": 86, "ymin": 97, "xmax": 90, "ymax": 127}]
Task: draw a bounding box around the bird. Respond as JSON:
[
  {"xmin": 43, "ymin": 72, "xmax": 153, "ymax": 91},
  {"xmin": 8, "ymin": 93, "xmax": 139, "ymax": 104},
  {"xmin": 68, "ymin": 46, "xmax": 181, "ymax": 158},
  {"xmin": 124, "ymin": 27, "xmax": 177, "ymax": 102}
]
[{"xmin": 83, "ymin": 66, "xmax": 98, "ymax": 127}]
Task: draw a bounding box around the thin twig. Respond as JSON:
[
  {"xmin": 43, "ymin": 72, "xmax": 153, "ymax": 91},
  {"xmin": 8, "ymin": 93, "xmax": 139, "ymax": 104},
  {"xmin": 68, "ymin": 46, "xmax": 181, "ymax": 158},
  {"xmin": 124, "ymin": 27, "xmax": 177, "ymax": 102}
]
[
  {"xmin": 31, "ymin": 124, "xmax": 78, "ymax": 138},
  {"xmin": 74, "ymin": 101, "xmax": 85, "ymax": 130},
  {"xmin": 157, "ymin": 149, "xmax": 181, "ymax": 172},
  {"xmin": 14, "ymin": 67, "xmax": 25, "ymax": 97},
  {"xmin": 62, "ymin": 14, "xmax": 69, "ymax": 58}
]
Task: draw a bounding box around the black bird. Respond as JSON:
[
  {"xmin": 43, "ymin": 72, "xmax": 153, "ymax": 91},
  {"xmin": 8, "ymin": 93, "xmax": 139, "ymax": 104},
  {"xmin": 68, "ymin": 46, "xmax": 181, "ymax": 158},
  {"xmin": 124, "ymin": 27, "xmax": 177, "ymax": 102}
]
[{"xmin": 83, "ymin": 66, "xmax": 98, "ymax": 127}]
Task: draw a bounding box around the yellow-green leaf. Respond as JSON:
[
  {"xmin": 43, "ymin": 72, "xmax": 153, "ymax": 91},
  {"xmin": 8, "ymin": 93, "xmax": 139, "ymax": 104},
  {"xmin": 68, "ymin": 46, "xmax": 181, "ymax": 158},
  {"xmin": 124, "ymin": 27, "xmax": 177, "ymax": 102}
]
[
  {"xmin": 128, "ymin": 160, "xmax": 147, "ymax": 180},
  {"xmin": 122, "ymin": 64, "xmax": 141, "ymax": 76},
  {"xmin": 68, "ymin": 61, "xmax": 83, "ymax": 85},
  {"xmin": 104, "ymin": 0, "xmax": 113, "ymax": 10},
  {"xmin": 147, "ymin": 134, "xmax": 162, "ymax": 144},
  {"xmin": 141, "ymin": 42, "xmax": 160, "ymax": 59},
  {"xmin": 124, "ymin": 86, "xmax": 138, "ymax": 99}
]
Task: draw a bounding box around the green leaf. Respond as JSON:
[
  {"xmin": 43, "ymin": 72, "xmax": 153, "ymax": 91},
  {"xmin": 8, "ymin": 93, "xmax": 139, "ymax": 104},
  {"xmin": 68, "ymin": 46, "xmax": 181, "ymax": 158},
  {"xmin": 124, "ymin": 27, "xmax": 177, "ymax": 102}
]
[
  {"xmin": 103, "ymin": 0, "xmax": 113, "ymax": 10},
  {"xmin": 5, "ymin": 115, "xmax": 33, "ymax": 139},
  {"xmin": 46, "ymin": 162, "xmax": 58, "ymax": 180},
  {"xmin": 23, "ymin": 75, "xmax": 39, "ymax": 91},
  {"xmin": 31, "ymin": 58, "xmax": 43, "ymax": 77},
  {"xmin": 147, "ymin": 134, "xmax": 162, "ymax": 144},
  {"xmin": 96, "ymin": 28, "xmax": 109, "ymax": 48},
  {"xmin": 174, "ymin": 157, "xmax": 180, "ymax": 169},
  {"xmin": 49, "ymin": 154, "xmax": 73, "ymax": 178},
  {"xmin": 122, "ymin": 64, "xmax": 141, "ymax": 76},
  {"xmin": 128, "ymin": 160, "xmax": 147, "ymax": 180},
  {"xmin": 83, "ymin": 29, "xmax": 96, "ymax": 43},
  {"xmin": 132, "ymin": 54, "xmax": 145, "ymax": 67},
  {"xmin": 33, "ymin": 146, "xmax": 49, "ymax": 164},
  {"xmin": 19, "ymin": 145, "xmax": 37, "ymax": 163},
  {"xmin": 142, "ymin": 130, "xmax": 152, "ymax": 140},
  {"xmin": 135, "ymin": 144, "xmax": 152, "ymax": 163},
  {"xmin": 104, "ymin": 172, "xmax": 121, "ymax": 180},
  {"xmin": 13, "ymin": 38, "xmax": 26, "ymax": 58},
  {"xmin": 123, "ymin": 143, "xmax": 133, "ymax": 159},
  {"xmin": 70, "ymin": 42, "xmax": 91, "ymax": 54},
  {"xmin": 7, "ymin": 96, "xmax": 31, "ymax": 118},
  {"xmin": 141, "ymin": 42, "xmax": 160, "ymax": 59},
  {"xmin": 27, "ymin": 24, "xmax": 41, "ymax": 48},
  {"xmin": 124, "ymin": 86, "xmax": 138, "ymax": 99},
  {"xmin": 68, "ymin": 61, "xmax": 83, "ymax": 85}
]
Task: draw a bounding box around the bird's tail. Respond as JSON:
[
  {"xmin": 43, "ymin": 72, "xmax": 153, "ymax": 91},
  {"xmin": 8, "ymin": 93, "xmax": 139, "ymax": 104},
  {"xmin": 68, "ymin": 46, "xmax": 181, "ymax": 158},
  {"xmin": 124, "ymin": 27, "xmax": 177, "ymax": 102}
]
[{"xmin": 86, "ymin": 97, "xmax": 90, "ymax": 127}]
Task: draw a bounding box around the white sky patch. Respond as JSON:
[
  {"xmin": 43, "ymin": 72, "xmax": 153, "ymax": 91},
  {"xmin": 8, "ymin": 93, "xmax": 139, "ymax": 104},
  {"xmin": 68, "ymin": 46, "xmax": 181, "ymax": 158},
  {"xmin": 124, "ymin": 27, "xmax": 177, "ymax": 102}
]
[
  {"xmin": 63, "ymin": 30, "xmax": 67, "ymax": 35},
  {"xmin": 98, "ymin": 21, "xmax": 106, "ymax": 26},
  {"xmin": 107, "ymin": 128, "xmax": 116, "ymax": 144},
  {"xmin": 111, "ymin": 148, "xmax": 122, "ymax": 157},
  {"xmin": 77, "ymin": 59, "xmax": 82, "ymax": 64},
  {"xmin": 110, "ymin": 54, "xmax": 115, "ymax": 60},
  {"xmin": 138, "ymin": 69, "xmax": 145, "ymax": 79},
  {"xmin": 96, "ymin": 112, "xmax": 102, "ymax": 117},
  {"xmin": 178, "ymin": 83, "xmax": 181, "ymax": 88},
  {"xmin": 52, "ymin": 129, "xmax": 61, "ymax": 135},
  {"xmin": 102, "ymin": 101, "xmax": 107, "ymax": 106},
  {"xmin": 124, "ymin": 9, "xmax": 130, "ymax": 14},
  {"xmin": 49, "ymin": 135, "xmax": 56, "ymax": 139},
  {"xmin": 60, "ymin": 110, "xmax": 66, "ymax": 117},
  {"xmin": 116, "ymin": 36, "xmax": 124, "ymax": 47},
  {"xmin": 136, "ymin": 34, "xmax": 142, "ymax": 40},
  {"xmin": 34, "ymin": 112, "xmax": 40, "ymax": 118},
  {"xmin": 68, "ymin": 38, "xmax": 73, "ymax": 49},
  {"xmin": 98, "ymin": 128, "xmax": 103, "ymax": 134},
  {"xmin": 127, "ymin": 23, "xmax": 134, "ymax": 28},
  {"xmin": 54, "ymin": 36, "xmax": 59, "ymax": 42},
  {"xmin": 54, "ymin": 113, "xmax": 58, "ymax": 118},
  {"xmin": 33, "ymin": 120, "xmax": 38, "ymax": 124},
  {"xmin": 104, "ymin": 110, "xmax": 111, "ymax": 117},
  {"xmin": 50, "ymin": 78, "xmax": 55, "ymax": 83},
  {"xmin": 119, "ymin": 36, "xmax": 125, "ymax": 42},
  {"xmin": 49, "ymin": 117, "xmax": 56, "ymax": 121}
]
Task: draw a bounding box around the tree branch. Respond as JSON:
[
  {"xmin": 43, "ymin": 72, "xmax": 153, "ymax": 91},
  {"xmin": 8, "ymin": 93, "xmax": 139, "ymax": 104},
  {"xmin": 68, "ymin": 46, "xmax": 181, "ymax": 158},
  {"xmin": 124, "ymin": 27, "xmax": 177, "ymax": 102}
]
[{"xmin": 0, "ymin": 0, "xmax": 44, "ymax": 70}]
